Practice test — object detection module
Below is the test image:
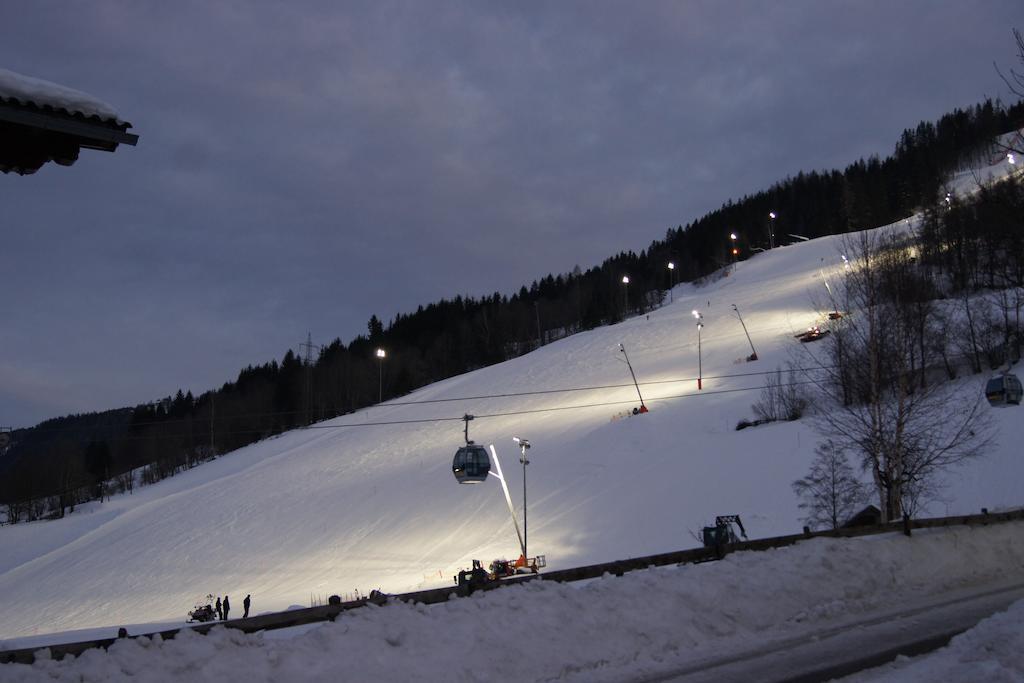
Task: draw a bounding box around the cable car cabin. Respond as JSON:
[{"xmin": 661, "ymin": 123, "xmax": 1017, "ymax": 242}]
[
  {"xmin": 986, "ymin": 374, "xmax": 1023, "ymax": 407},
  {"xmin": 453, "ymin": 444, "xmax": 491, "ymax": 483}
]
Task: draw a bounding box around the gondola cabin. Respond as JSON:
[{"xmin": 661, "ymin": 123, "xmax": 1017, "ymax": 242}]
[
  {"xmin": 986, "ymin": 374, "xmax": 1023, "ymax": 406},
  {"xmin": 453, "ymin": 444, "xmax": 491, "ymax": 484}
]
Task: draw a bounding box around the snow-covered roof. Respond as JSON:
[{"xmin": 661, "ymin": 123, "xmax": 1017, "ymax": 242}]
[
  {"xmin": 0, "ymin": 67, "xmax": 137, "ymax": 174},
  {"xmin": 0, "ymin": 67, "xmax": 126, "ymax": 126}
]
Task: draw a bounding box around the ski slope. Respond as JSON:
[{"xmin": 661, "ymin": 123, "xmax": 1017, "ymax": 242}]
[{"xmin": 1, "ymin": 156, "xmax": 1022, "ymax": 645}]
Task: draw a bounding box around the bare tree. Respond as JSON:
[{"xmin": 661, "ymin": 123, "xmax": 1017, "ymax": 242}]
[
  {"xmin": 753, "ymin": 364, "xmax": 808, "ymax": 423},
  {"xmin": 809, "ymin": 230, "xmax": 993, "ymax": 523},
  {"xmin": 996, "ymin": 28, "xmax": 1024, "ymax": 99},
  {"xmin": 995, "ymin": 29, "xmax": 1024, "ymax": 157},
  {"xmin": 792, "ymin": 439, "xmax": 868, "ymax": 530}
]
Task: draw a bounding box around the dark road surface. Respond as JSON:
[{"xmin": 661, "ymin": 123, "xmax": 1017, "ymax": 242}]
[{"xmin": 635, "ymin": 579, "xmax": 1024, "ymax": 683}]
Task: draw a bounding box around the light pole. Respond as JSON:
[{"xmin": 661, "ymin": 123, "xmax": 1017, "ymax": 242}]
[
  {"xmin": 375, "ymin": 348, "xmax": 386, "ymax": 402},
  {"xmin": 621, "ymin": 275, "xmax": 630, "ymax": 314},
  {"xmin": 667, "ymin": 262, "xmax": 675, "ymax": 302},
  {"xmin": 730, "ymin": 232, "xmax": 738, "ymax": 263},
  {"xmin": 692, "ymin": 310, "xmax": 704, "ymax": 390},
  {"xmin": 768, "ymin": 212, "xmax": 777, "ymax": 249},
  {"xmin": 513, "ymin": 436, "xmax": 531, "ymax": 560},
  {"xmin": 453, "ymin": 430, "xmax": 531, "ymax": 567},
  {"xmin": 1009, "ymin": 153, "xmax": 1017, "ymax": 166}
]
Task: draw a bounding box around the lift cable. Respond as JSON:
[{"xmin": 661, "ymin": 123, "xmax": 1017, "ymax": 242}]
[
  {"xmin": 9, "ymin": 367, "xmax": 834, "ymax": 439},
  {"xmin": 301, "ymin": 379, "xmax": 823, "ymax": 429}
]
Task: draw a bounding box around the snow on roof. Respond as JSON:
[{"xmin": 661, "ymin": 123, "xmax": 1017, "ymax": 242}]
[{"xmin": 0, "ymin": 67, "xmax": 126, "ymax": 126}]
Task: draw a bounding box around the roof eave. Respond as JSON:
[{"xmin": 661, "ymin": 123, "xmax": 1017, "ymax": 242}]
[{"xmin": 0, "ymin": 102, "xmax": 138, "ymax": 148}]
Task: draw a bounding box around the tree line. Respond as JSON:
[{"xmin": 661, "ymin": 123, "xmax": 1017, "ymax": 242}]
[{"xmin": 2, "ymin": 97, "xmax": 1022, "ymax": 524}]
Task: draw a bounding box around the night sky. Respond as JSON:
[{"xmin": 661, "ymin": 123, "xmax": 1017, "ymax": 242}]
[{"xmin": 1, "ymin": 2, "xmax": 1021, "ymax": 428}]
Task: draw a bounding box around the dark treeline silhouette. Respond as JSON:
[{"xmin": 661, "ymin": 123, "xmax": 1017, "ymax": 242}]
[{"xmin": 1, "ymin": 98, "xmax": 1022, "ymax": 523}]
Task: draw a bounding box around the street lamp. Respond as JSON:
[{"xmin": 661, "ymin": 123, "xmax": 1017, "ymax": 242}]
[
  {"xmin": 730, "ymin": 232, "xmax": 738, "ymax": 262},
  {"xmin": 1009, "ymin": 153, "xmax": 1017, "ymax": 166},
  {"xmin": 456, "ymin": 442, "xmax": 529, "ymax": 565},
  {"xmin": 667, "ymin": 262, "xmax": 675, "ymax": 302},
  {"xmin": 622, "ymin": 275, "xmax": 630, "ymax": 314},
  {"xmin": 513, "ymin": 436, "xmax": 531, "ymax": 560},
  {"xmin": 692, "ymin": 310, "xmax": 704, "ymax": 390},
  {"xmin": 768, "ymin": 212, "xmax": 777, "ymax": 249},
  {"xmin": 375, "ymin": 348, "xmax": 386, "ymax": 402}
]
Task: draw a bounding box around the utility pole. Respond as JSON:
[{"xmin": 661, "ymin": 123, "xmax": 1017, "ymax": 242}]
[
  {"xmin": 209, "ymin": 396, "xmax": 215, "ymax": 457},
  {"xmin": 535, "ymin": 301, "xmax": 543, "ymax": 348},
  {"xmin": 299, "ymin": 332, "xmax": 321, "ymax": 425}
]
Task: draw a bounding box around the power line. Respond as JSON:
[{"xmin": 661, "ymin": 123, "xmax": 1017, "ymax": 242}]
[
  {"xmin": 9, "ymin": 367, "xmax": 834, "ymax": 439},
  {"xmin": 305, "ymin": 379, "xmax": 823, "ymax": 426},
  {"xmin": 101, "ymin": 379, "xmax": 820, "ymax": 440},
  {"xmin": 357, "ymin": 365, "xmax": 836, "ymax": 408}
]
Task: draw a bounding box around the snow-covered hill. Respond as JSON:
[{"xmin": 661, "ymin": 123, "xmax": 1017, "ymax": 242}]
[{"xmin": 1, "ymin": 156, "xmax": 1022, "ymax": 644}]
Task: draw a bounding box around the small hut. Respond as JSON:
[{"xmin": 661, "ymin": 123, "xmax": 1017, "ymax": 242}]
[{"xmin": 842, "ymin": 504, "xmax": 882, "ymax": 528}]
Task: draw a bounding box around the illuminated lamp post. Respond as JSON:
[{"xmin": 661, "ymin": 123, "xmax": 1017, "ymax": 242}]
[
  {"xmin": 768, "ymin": 212, "xmax": 777, "ymax": 249},
  {"xmin": 513, "ymin": 436, "xmax": 531, "ymax": 561},
  {"xmin": 667, "ymin": 262, "xmax": 675, "ymax": 302},
  {"xmin": 375, "ymin": 348, "xmax": 386, "ymax": 402},
  {"xmin": 692, "ymin": 309, "xmax": 704, "ymax": 390},
  {"xmin": 730, "ymin": 232, "xmax": 738, "ymax": 263},
  {"xmin": 622, "ymin": 275, "xmax": 630, "ymax": 314}
]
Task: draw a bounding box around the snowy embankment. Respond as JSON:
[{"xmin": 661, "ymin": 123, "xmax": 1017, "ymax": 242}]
[
  {"xmin": 3, "ymin": 522, "xmax": 1024, "ymax": 683},
  {"xmin": 0, "ymin": 151, "xmax": 1020, "ymax": 644}
]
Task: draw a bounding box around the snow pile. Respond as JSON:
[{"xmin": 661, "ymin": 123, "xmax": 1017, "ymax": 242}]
[
  {"xmin": 2, "ymin": 522, "xmax": 1024, "ymax": 682},
  {"xmin": 0, "ymin": 67, "xmax": 124, "ymax": 123}
]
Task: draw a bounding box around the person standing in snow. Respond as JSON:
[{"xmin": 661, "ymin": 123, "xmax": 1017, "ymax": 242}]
[
  {"xmin": 223, "ymin": 594, "xmax": 230, "ymax": 620},
  {"xmin": 243, "ymin": 594, "xmax": 251, "ymax": 618},
  {"xmin": 215, "ymin": 596, "xmax": 222, "ymax": 621}
]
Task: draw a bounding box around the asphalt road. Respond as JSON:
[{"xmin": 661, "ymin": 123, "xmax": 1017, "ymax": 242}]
[{"xmin": 635, "ymin": 578, "xmax": 1024, "ymax": 683}]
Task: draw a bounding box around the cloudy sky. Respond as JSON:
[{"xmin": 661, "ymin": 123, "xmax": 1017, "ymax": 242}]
[{"xmin": 1, "ymin": 1, "xmax": 1021, "ymax": 428}]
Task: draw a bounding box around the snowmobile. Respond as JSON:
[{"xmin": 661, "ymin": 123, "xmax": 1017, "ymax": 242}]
[
  {"xmin": 187, "ymin": 595, "xmax": 217, "ymax": 623},
  {"xmin": 794, "ymin": 326, "xmax": 830, "ymax": 343}
]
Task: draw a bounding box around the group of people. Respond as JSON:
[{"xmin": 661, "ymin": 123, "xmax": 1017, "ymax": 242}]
[{"xmin": 213, "ymin": 594, "xmax": 251, "ymax": 620}]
